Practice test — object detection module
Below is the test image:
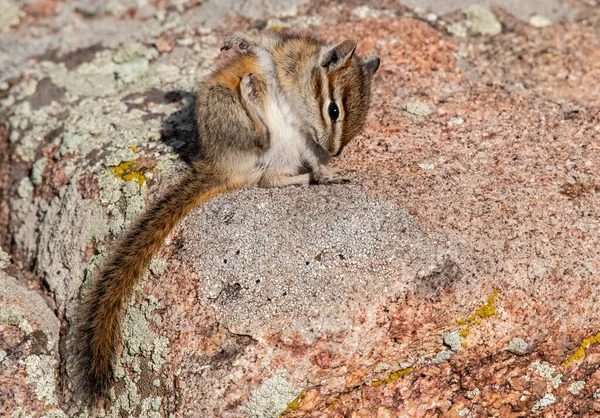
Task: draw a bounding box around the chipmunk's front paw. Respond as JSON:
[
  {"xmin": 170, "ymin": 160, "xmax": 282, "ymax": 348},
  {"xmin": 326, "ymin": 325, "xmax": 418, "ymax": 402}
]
[
  {"xmin": 241, "ymin": 73, "xmax": 268, "ymax": 104},
  {"xmin": 221, "ymin": 32, "xmax": 251, "ymax": 52}
]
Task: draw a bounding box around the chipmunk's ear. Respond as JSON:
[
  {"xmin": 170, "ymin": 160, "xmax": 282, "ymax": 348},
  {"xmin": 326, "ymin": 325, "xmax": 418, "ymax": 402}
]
[
  {"xmin": 321, "ymin": 39, "xmax": 357, "ymax": 71},
  {"xmin": 362, "ymin": 56, "xmax": 380, "ymax": 77}
]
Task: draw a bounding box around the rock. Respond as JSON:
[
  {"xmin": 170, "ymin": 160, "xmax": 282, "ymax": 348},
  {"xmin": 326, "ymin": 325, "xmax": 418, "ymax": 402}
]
[
  {"xmin": 2, "ymin": 0, "xmax": 600, "ymax": 416},
  {"xmin": 0, "ymin": 272, "xmax": 63, "ymax": 417},
  {"xmin": 529, "ymin": 15, "xmax": 553, "ymax": 28},
  {"xmin": 0, "ymin": 247, "xmax": 9, "ymax": 270},
  {"xmin": 465, "ymin": 5, "xmax": 502, "ymax": 36},
  {"xmin": 0, "ymin": 0, "xmax": 21, "ymax": 32}
]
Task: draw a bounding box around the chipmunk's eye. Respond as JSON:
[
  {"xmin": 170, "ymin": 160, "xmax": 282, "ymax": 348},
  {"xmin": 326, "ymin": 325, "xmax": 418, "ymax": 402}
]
[{"xmin": 328, "ymin": 102, "xmax": 340, "ymax": 122}]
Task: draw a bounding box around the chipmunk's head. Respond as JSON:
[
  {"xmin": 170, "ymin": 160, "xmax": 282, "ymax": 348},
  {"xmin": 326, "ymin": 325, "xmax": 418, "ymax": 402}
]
[{"xmin": 312, "ymin": 39, "xmax": 380, "ymax": 156}]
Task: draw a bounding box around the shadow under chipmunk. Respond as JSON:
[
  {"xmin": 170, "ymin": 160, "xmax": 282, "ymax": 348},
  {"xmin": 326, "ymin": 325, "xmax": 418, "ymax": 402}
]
[{"xmin": 160, "ymin": 90, "xmax": 201, "ymax": 165}]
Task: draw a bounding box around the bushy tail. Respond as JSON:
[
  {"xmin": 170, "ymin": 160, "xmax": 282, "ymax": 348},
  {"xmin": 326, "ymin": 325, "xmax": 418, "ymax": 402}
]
[{"xmin": 72, "ymin": 163, "xmax": 237, "ymax": 399}]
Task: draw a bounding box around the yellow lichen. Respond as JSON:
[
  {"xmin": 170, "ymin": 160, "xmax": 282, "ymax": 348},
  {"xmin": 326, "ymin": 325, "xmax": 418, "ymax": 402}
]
[
  {"xmin": 111, "ymin": 159, "xmax": 156, "ymax": 186},
  {"xmin": 269, "ymin": 25, "xmax": 281, "ymax": 32},
  {"xmin": 129, "ymin": 145, "xmax": 138, "ymax": 152},
  {"xmin": 457, "ymin": 289, "xmax": 499, "ymax": 342},
  {"xmin": 279, "ymin": 390, "xmax": 305, "ymax": 417},
  {"xmin": 370, "ymin": 367, "xmax": 412, "ymax": 387},
  {"xmin": 562, "ymin": 331, "xmax": 600, "ymax": 366}
]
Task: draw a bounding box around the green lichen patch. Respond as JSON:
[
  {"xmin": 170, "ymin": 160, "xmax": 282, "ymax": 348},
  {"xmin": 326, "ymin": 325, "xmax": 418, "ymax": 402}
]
[
  {"xmin": 530, "ymin": 361, "xmax": 562, "ymax": 389},
  {"xmin": 246, "ymin": 369, "xmax": 303, "ymax": 418},
  {"xmin": 24, "ymin": 354, "xmax": 58, "ymax": 405}
]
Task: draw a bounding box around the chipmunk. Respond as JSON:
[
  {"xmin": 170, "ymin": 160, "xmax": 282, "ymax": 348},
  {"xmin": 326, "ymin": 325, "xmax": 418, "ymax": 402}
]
[{"xmin": 72, "ymin": 28, "xmax": 380, "ymax": 400}]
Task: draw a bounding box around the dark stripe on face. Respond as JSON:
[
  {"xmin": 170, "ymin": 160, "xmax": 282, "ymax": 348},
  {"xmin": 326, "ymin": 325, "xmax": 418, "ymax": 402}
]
[
  {"xmin": 340, "ymin": 81, "xmax": 352, "ymax": 145},
  {"xmin": 313, "ymin": 68, "xmax": 327, "ymax": 130}
]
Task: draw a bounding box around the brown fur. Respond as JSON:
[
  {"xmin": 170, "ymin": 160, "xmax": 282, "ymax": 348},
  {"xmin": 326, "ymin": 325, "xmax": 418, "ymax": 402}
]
[
  {"xmin": 72, "ymin": 164, "xmax": 237, "ymax": 397},
  {"xmin": 72, "ymin": 29, "xmax": 379, "ymax": 402},
  {"xmin": 210, "ymin": 54, "xmax": 261, "ymax": 92}
]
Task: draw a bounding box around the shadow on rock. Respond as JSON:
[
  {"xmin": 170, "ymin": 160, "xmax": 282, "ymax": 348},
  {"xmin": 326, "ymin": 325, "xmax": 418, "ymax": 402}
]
[{"xmin": 160, "ymin": 90, "xmax": 201, "ymax": 164}]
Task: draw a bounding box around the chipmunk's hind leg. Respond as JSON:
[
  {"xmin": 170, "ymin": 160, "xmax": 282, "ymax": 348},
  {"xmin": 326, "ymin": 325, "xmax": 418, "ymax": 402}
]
[{"xmin": 260, "ymin": 173, "xmax": 312, "ymax": 187}]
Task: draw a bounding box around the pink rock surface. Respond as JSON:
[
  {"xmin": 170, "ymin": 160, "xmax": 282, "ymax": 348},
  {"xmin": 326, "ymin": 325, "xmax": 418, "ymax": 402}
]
[{"xmin": 1, "ymin": 0, "xmax": 599, "ymax": 417}]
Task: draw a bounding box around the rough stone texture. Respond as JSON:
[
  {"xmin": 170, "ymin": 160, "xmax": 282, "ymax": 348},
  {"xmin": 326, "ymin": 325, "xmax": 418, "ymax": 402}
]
[
  {"xmin": 1, "ymin": 0, "xmax": 600, "ymax": 417},
  {"xmin": 0, "ymin": 271, "xmax": 63, "ymax": 417}
]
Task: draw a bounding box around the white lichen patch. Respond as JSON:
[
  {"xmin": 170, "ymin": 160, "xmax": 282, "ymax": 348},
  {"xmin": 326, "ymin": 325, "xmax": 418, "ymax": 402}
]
[
  {"xmin": 529, "ymin": 15, "xmax": 552, "ymax": 28},
  {"xmin": 10, "ymin": 407, "xmax": 33, "ymax": 418},
  {"xmin": 443, "ymin": 331, "xmax": 461, "ymax": 351},
  {"xmin": 139, "ymin": 395, "xmax": 163, "ymax": 418},
  {"xmin": 532, "ymin": 393, "xmax": 555, "ymax": 412},
  {"xmin": 530, "ymin": 361, "xmax": 562, "ymax": 389},
  {"xmin": 11, "ymin": 101, "xmax": 61, "ymax": 162},
  {"xmin": 468, "ymin": 388, "xmax": 480, "ymax": 398},
  {"xmin": 122, "ymin": 305, "xmax": 158, "ymax": 357},
  {"xmin": 448, "ymin": 117, "xmax": 465, "ymax": 126},
  {"xmin": 150, "ymin": 336, "xmax": 169, "ymax": 371},
  {"xmin": 374, "ymin": 362, "xmax": 391, "ymax": 373},
  {"xmin": 112, "ymin": 375, "xmax": 142, "ymax": 415},
  {"xmin": 352, "ymin": 6, "xmax": 395, "ymax": 19},
  {"xmin": 448, "ymin": 23, "xmax": 467, "ymax": 38},
  {"xmin": 0, "ymin": 303, "xmax": 24, "ymax": 325},
  {"xmin": 245, "ymin": 369, "xmax": 302, "ymax": 418},
  {"xmin": 43, "ymin": 43, "xmax": 180, "ymax": 98},
  {"xmin": 24, "ymin": 354, "xmax": 58, "ymax": 405},
  {"xmin": 432, "ymin": 349, "xmax": 453, "ymax": 364},
  {"xmin": 464, "ymin": 4, "xmax": 502, "ymax": 36},
  {"xmin": 507, "ymin": 337, "xmax": 528, "ymax": 354},
  {"xmin": 0, "ymin": 0, "xmax": 22, "ymax": 32},
  {"xmin": 123, "ymin": 181, "xmax": 148, "ymax": 225},
  {"xmin": 0, "ymin": 349, "xmax": 8, "ymax": 367},
  {"xmin": 17, "ymin": 177, "xmax": 34, "ymax": 200},
  {"xmin": 31, "ymin": 157, "xmax": 49, "ymax": 186},
  {"xmin": 403, "ymin": 101, "xmax": 433, "ymax": 121},
  {"xmin": 119, "ymin": 295, "xmax": 169, "ymax": 377},
  {"xmin": 568, "ymin": 380, "xmax": 585, "ymax": 395},
  {"xmin": 418, "ymin": 163, "xmax": 435, "ymax": 170},
  {"xmin": 150, "ymin": 257, "xmax": 169, "ymax": 276}
]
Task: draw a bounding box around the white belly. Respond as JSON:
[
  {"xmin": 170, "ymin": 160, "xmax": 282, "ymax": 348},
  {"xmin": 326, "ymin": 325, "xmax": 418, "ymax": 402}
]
[{"xmin": 261, "ymin": 94, "xmax": 307, "ymax": 175}]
